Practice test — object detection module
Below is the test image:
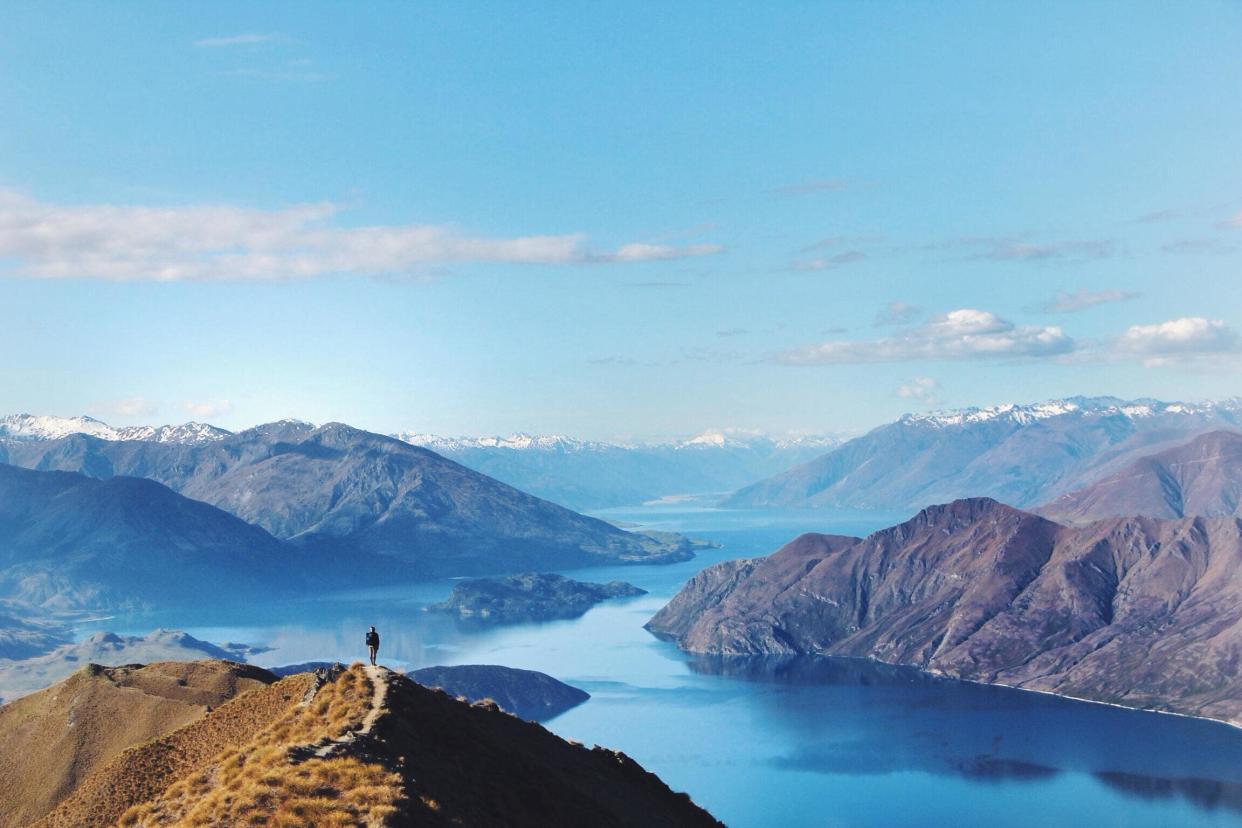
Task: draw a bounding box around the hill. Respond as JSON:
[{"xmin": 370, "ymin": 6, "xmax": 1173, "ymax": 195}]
[
  {"xmin": 0, "ymin": 660, "xmax": 277, "ymax": 826},
  {"xmin": 426, "ymin": 572, "xmax": 647, "ymax": 624},
  {"xmin": 0, "ymin": 464, "xmax": 316, "ymax": 612},
  {"xmin": 26, "ymin": 663, "xmax": 719, "ymax": 827},
  {"xmin": 1, "ymin": 420, "xmax": 692, "ymax": 577},
  {"xmin": 649, "ymin": 498, "xmax": 1242, "ymax": 725},
  {"xmin": 724, "ymin": 396, "xmax": 1242, "ymax": 511},
  {"xmin": 0, "ymin": 630, "xmax": 263, "ymax": 704},
  {"xmin": 408, "ymin": 664, "xmax": 589, "ymax": 720},
  {"xmin": 1040, "ymin": 430, "xmax": 1242, "ymax": 524}
]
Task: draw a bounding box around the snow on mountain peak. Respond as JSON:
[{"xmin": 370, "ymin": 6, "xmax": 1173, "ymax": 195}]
[
  {"xmin": 0, "ymin": 414, "xmax": 230, "ymax": 444},
  {"xmin": 900, "ymin": 397, "xmax": 1242, "ymax": 429}
]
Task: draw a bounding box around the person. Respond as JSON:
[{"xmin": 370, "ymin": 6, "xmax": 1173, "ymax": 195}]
[{"xmin": 366, "ymin": 625, "xmax": 380, "ymax": 666}]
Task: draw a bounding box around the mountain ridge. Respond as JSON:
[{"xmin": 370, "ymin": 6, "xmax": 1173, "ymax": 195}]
[{"xmin": 648, "ymin": 497, "xmax": 1242, "ymax": 725}]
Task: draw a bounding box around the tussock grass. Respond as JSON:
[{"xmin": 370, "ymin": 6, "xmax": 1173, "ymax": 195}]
[{"xmin": 120, "ymin": 663, "xmax": 403, "ymax": 827}]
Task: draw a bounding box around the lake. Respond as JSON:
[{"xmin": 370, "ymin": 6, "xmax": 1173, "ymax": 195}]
[{"xmin": 78, "ymin": 502, "xmax": 1242, "ymax": 828}]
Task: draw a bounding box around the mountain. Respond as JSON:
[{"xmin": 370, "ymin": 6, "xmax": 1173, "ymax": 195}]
[
  {"xmin": 426, "ymin": 572, "xmax": 647, "ymax": 624},
  {"xmin": 1040, "ymin": 430, "xmax": 1242, "ymax": 524},
  {"xmin": 0, "ymin": 630, "xmax": 265, "ymax": 704},
  {"xmin": 0, "ymin": 414, "xmax": 229, "ymax": 444},
  {"xmin": 648, "ymin": 498, "xmax": 1242, "ymax": 725},
  {"xmin": 0, "ymin": 464, "xmax": 325, "ymax": 613},
  {"xmin": 0, "ymin": 660, "xmax": 277, "ymax": 827},
  {"xmin": 408, "ymin": 664, "xmax": 590, "ymax": 720},
  {"xmin": 32, "ymin": 663, "xmax": 720, "ymax": 827},
  {"xmin": 725, "ymin": 397, "xmax": 1242, "ymax": 512},
  {"xmin": 0, "ymin": 419, "xmax": 692, "ymax": 578},
  {"xmin": 396, "ymin": 429, "xmax": 840, "ymax": 509}
]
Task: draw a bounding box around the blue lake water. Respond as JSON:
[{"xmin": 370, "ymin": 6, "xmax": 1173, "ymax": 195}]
[{"xmin": 79, "ymin": 503, "xmax": 1242, "ymax": 828}]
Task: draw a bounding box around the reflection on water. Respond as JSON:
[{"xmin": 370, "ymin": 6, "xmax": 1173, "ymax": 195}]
[{"xmin": 71, "ymin": 504, "xmax": 1242, "ymax": 828}]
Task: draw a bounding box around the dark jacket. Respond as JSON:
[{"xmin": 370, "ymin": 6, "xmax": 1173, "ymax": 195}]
[{"xmin": 366, "ymin": 630, "xmax": 379, "ymax": 647}]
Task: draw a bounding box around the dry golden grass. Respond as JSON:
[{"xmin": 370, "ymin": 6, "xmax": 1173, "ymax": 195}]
[
  {"xmin": 120, "ymin": 663, "xmax": 403, "ymax": 827},
  {"xmin": 34, "ymin": 670, "xmax": 315, "ymax": 828}
]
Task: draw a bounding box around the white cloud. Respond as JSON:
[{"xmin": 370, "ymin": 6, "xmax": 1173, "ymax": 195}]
[
  {"xmin": 1115, "ymin": 317, "xmax": 1241, "ymax": 366},
  {"xmin": 195, "ymin": 33, "xmax": 286, "ymax": 48},
  {"xmin": 1221, "ymin": 210, "xmax": 1242, "ymax": 229},
  {"xmin": 896, "ymin": 377, "xmax": 942, "ymax": 404},
  {"xmin": 183, "ymin": 399, "xmax": 233, "ymax": 419},
  {"xmin": 1038, "ymin": 288, "xmax": 1140, "ymax": 313},
  {"xmin": 791, "ymin": 250, "xmax": 865, "ymax": 271},
  {"xmin": 774, "ymin": 309, "xmax": 1075, "ymax": 365},
  {"xmin": 0, "ymin": 190, "xmax": 721, "ymax": 281}
]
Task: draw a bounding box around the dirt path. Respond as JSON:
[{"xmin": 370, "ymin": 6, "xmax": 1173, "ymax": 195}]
[{"xmin": 312, "ymin": 665, "xmax": 389, "ymax": 758}]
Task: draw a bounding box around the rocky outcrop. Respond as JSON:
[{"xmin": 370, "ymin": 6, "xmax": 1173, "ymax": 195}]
[
  {"xmin": 1040, "ymin": 430, "xmax": 1242, "ymax": 524},
  {"xmin": 427, "ymin": 572, "xmax": 647, "ymax": 623},
  {"xmin": 649, "ymin": 498, "xmax": 1242, "ymax": 725},
  {"xmin": 409, "ymin": 664, "xmax": 589, "ymax": 720}
]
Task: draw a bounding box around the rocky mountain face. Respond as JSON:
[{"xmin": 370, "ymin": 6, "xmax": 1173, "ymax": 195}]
[
  {"xmin": 396, "ymin": 429, "xmax": 840, "ymax": 509},
  {"xmin": 648, "ymin": 498, "xmax": 1242, "ymax": 725},
  {"xmin": 409, "ymin": 664, "xmax": 590, "ymax": 720},
  {"xmin": 725, "ymin": 397, "xmax": 1242, "ymax": 512},
  {"xmin": 23, "ymin": 663, "xmax": 720, "ymax": 828},
  {"xmin": 0, "ymin": 420, "xmax": 692, "ymax": 578},
  {"xmin": 0, "ymin": 464, "xmax": 318, "ymax": 613},
  {"xmin": 427, "ymin": 572, "xmax": 647, "ymax": 623},
  {"xmin": 0, "ymin": 660, "xmax": 278, "ymax": 827},
  {"xmin": 1040, "ymin": 430, "xmax": 1242, "ymax": 524}
]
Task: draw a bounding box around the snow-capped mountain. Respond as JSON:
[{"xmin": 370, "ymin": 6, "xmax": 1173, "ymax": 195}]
[
  {"xmin": 0, "ymin": 414, "xmax": 231, "ymax": 445},
  {"xmin": 393, "ymin": 429, "xmax": 842, "ymax": 510},
  {"xmin": 726, "ymin": 396, "xmax": 1242, "ymax": 512},
  {"xmin": 898, "ymin": 396, "xmax": 1242, "ymax": 429}
]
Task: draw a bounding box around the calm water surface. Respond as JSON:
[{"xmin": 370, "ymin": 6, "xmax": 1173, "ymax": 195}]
[{"xmin": 80, "ymin": 502, "xmax": 1242, "ymax": 828}]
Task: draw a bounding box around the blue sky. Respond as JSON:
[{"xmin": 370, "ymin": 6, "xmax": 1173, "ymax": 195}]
[{"xmin": 2, "ymin": 2, "xmax": 1241, "ymax": 440}]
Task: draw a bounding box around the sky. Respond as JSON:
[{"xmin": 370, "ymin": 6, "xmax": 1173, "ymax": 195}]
[{"xmin": 2, "ymin": 2, "xmax": 1241, "ymax": 441}]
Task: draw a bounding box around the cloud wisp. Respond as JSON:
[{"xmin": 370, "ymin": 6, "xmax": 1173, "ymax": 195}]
[
  {"xmin": 0, "ymin": 190, "xmax": 721, "ymax": 281},
  {"xmin": 874, "ymin": 301, "xmax": 922, "ymax": 327},
  {"xmin": 773, "ymin": 309, "xmax": 1075, "ymax": 365},
  {"xmin": 1037, "ymin": 288, "xmax": 1140, "ymax": 314},
  {"xmin": 194, "ymin": 33, "xmax": 288, "ymax": 48},
  {"xmin": 896, "ymin": 377, "xmax": 942, "ymax": 405}
]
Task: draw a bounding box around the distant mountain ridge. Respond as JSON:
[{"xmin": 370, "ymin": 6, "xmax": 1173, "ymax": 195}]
[
  {"xmin": 725, "ymin": 396, "xmax": 1242, "ymax": 512},
  {"xmin": 396, "ymin": 428, "xmax": 842, "ymax": 509},
  {"xmin": 1040, "ymin": 430, "xmax": 1242, "ymax": 523},
  {"xmin": 0, "ymin": 419, "xmax": 692, "ymax": 580},
  {"xmin": 0, "ymin": 414, "xmax": 229, "ymax": 444},
  {"xmin": 648, "ymin": 497, "xmax": 1242, "ymax": 725}
]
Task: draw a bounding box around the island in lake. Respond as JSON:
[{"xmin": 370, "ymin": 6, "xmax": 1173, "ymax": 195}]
[{"xmin": 427, "ymin": 572, "xmax": 647, "ymax": 623}]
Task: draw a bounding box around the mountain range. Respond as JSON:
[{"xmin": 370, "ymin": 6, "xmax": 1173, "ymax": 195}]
[
  {"xmin": 725, "ymin": 397, "xmax": 1242, "ymax": 512},
  {"xmin": 0, "ymin": 417, "xmax": 692, "ymax": 588},
  {"xmin": 1040, "ymin": 430, "xmax": 1242, "ymax": 524},
  {"xmin": 648, "ymin": 497, "xmax": 1242, "ymax": 725},
  {"xmin": 396, "ymin": 428, "xmax": 840, "ymax": 509}
]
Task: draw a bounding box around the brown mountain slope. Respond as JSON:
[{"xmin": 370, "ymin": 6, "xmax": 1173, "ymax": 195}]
[
  {"xmin": 0, "ymin": 660, "xmax": 276, "ymax": 827},
  {"xmin": 1040, "ymin": 429, "xmax": 1242, "ymax": 524},
  {"xmin": 648, "ymin": 498, "xmax": 1242, "ymax": 725},
  {"xmin": 30, "ymin": 663, "xmax": 719, "ymax": 827}
]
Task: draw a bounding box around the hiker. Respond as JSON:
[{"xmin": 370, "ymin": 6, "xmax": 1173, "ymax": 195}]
[{"xmin": 366, "ymin": 626, "xmax": 380, "ymax": 666}]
